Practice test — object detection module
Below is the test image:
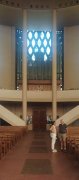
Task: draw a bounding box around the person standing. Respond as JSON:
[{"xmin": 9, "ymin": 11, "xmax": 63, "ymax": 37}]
[
  {"xmin": 58, "ymin": 119, "xmax": 68, "ymax": 152},
  {"xmin": 50, "ymin": 121, "xmax": 57, "ymax": 152}
]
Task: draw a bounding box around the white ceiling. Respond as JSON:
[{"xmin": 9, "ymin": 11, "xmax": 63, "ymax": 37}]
[
  {"xmin": 57, "ymin": 5, "xmax": 79, "ymax": 29},
  {"xmin": 0, "ymin": 4, "xmax": 79, "ymax": 30}
]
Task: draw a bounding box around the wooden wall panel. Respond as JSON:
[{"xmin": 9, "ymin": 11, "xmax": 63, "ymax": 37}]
[
  {"xmin": 18, "ymin": 84, "xmax": 61, "ymax": 91},
  {"xmin": 17, "ymin": 80, "xmax": 61, "ymax": 91}
]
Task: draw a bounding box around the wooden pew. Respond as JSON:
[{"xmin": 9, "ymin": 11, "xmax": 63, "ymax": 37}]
[
  {"xmin": 0, "ymin": 126, "xmax": 28, "ymax": 160},
  {"xmin": 0, "ymin": 140, "xmax": 2, "ymax": 159},
  {"xmin": 74, "ymin": 138, "xmax": 79, "ymax": 161}
]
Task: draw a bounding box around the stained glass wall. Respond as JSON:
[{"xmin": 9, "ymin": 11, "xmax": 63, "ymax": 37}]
[
  {"xmin": 16, "ymin": 30, "xmax": 63, "ymax": 82},
  {"xmin": 27, "ymin": 31, "xmax": 52, "ymax": 62}
]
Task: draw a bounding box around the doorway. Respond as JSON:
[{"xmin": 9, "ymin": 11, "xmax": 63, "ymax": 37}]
[{"xmin": 33, "ymin": 108, "xmax": 46, "ymax": 131}]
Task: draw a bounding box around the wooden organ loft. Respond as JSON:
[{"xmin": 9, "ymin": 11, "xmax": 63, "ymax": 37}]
[{"xmin": 17, "ymin": 80, "xmax": 62, "ymax": 91}]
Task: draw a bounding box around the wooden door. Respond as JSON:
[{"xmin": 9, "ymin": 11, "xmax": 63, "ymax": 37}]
[
  {"xmin": 33, "ymin": 108, "xmax": 46, "ymax": 131},
  {"xmin": 33, "ymin": 109, "xmax": 40, "ymax": 130},
  {"xmin": 40, "ymin": 109, "xmax": 46, "ymax": 130}
]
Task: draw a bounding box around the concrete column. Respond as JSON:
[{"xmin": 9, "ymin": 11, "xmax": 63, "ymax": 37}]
[
  {"xmin": 22, "ymin": 9, "xmax": 27, "ymax": 125},
  {"xmin": 52, "ymin": 10, "xmax": 57, "ymax": 121},
  {"xmin": 11, "ymin": 26, "xmax": 15, "ymax": 90}
]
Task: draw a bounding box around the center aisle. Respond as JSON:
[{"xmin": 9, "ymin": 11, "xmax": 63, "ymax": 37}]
[{"xmin": 0, "ymin": 131, "xmax": 79, "ymax": 180}]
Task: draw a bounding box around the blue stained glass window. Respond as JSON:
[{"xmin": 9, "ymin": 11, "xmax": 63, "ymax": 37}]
[
  {"xmin": 32, "ymin": 39, "xmax": 35, "ymax": 47},
  {"xmin": 34, "ymin": 47, "xmax": 38, "ymax": 52},
  {"xmin": 16, "ymin": 30, "xmax": 52, "ymax": 61},
  {"xmin": 46, "ymin": 47, "xmax": 50, "ymax": 55},
  {"xmin": 28, "ymin": 47, "xmax": 32, "ymax": 54},
  {"xmin": 46, "ymin": 32, "xmax": 50, "ymax": 39},
  {"xmin": 40, "ymin": 47, "xmax": 44, "ymax": 53},
  {"xmin": 34, "ymin": 32, "xmax": 38, "ymax": 39},
  {"xmin": 27, "ymin": 31, "xmax": 52, "ymax": 61},
  {"xmin": 43, "ymin": 39, "xmax": 47, "ymax": 47},
  {"xmin": 49, "ymin": 39, "xmax": 51, "ymax": 46},
  {"xmin": 40, "ymin": 32, "xmax": 44, "ymax": 39},
  {"xmin": 28, "ymin": 32, "xmax": 32, "ymax": 39},
  {"xmin": 16, "ymin": 29, "xmax": 63, "ymax": 82},
  {"xmin": 27, "ymin": 39, "xmax": 29, "ymax": 47},
  {"xmin": 32, "ymin": 54, "xmax": 35, "ymax": 61},
  {"xmin": 38, "ymin": 39, "xmax": 41, "ymax": 47},
  {"xmin": 44, "ymin": 54, "xmax": 47, "ymax": 61}
]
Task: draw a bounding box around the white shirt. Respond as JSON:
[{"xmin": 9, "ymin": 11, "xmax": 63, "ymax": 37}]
[{"xmin": 51, "ymin": 125, "xmax": 56, "ymax": 134}]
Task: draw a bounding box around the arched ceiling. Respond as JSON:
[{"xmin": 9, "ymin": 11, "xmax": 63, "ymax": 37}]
[
  {"xmin": 0, "ymin": 3, "xmax": 79, "ymax": 30},
  {"xmin": 57, "ymin": 5, "xmax": 79, "ymax": 29},
  {"xmin": 0, "ymin": 0, "xmax": 79, "ymax": 9}
]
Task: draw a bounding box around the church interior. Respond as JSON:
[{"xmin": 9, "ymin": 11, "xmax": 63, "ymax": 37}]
[{"xmin": 0, "ymin": 0, "xmax": 79, "ymax": 179}]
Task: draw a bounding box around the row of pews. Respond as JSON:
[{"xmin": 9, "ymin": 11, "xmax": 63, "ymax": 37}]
[
  {"xmin": 0, "ymin": 126, "xmax": 28, "ymax": 160},
  {"xmin": 66, "ymin": 126, "xmax": 79, "ymax": 162}
]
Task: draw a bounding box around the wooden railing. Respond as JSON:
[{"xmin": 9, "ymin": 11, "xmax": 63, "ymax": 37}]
[{"xmin": 17, "ymin": 80, "xmax": 62, "ymax": 91}]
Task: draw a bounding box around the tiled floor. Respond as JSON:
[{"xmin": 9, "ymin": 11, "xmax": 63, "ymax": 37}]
[{"xmin": 0, "ymin": 131, "xmax": 79, "ymax": 180}]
